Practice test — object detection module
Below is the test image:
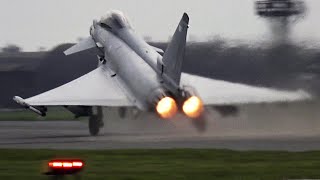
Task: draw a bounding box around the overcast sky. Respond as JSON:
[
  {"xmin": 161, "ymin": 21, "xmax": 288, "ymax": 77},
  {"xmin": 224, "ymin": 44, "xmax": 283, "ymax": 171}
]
[{"xmin": 1, "ymin": 0, "xmax": 319, "ymax": 51}]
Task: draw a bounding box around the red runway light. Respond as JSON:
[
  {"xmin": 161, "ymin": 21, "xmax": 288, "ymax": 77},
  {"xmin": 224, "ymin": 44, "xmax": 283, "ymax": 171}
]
[
  {"xmin": 72, "ymin": 161, "xmax": 83, "ymax": 168},
  {"xmin": 48, "ymin": 159, "xmax": 84, "ymax": 169},
  {"xmin": 45, "ymin": 159, "xmax": 84, "ymax": 176},
  {"xmin": 49, "ymin": 162, "xmax": 62, "ymax": 168},
  {"xmin": 46, "ymin": 159, "xmax": 84, "ymax": 175},
  {"xmin": 62, "ymin": 162, "xmax": 73, "ymax": 168}
]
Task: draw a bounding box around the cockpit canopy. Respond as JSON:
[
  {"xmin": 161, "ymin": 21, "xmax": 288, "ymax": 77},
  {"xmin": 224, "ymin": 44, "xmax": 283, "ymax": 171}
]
[{"xmin": 99, "ymin": 10, "xmax": 131, "ymax": 30}]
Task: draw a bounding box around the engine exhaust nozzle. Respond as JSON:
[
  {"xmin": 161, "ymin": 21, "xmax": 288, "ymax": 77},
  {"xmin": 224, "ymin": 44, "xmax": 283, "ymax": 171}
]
[
  {"xmin": 182, "ymin": 96, "xmax": 204, "ymax": 119},
  {"xmin": 156, "ymin": 97, "xmax": 178, "ymax": 119}
]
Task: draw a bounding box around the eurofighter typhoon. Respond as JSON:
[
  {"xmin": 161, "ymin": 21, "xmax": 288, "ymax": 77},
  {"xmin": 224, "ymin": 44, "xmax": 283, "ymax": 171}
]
[{"xmin": 14, "ymin": 10, "xmax": 311, "ymax": 135}]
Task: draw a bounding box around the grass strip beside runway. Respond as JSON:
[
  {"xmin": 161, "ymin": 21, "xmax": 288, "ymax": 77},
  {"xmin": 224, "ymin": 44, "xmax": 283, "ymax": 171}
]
[{"xmin": 0, "ymin": 149, "xmax": 320, "ymax": 179}]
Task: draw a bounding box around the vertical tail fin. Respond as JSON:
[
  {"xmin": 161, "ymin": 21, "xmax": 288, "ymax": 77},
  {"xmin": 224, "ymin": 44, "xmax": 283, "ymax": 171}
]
[{"xmin": 162, "ymin": 13, "xmax": 189, "ymax": 86}]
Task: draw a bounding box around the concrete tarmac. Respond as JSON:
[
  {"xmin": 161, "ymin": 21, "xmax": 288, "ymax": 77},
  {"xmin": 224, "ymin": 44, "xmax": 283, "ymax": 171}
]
[{"xmin": 0, "ymin": 101, "xmax": 320, "ymax": 151}]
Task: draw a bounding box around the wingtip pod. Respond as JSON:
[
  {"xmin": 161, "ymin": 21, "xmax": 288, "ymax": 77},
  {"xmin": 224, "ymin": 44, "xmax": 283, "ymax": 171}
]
[
  {"xmin": 296, "ymin": 89, "xmax": 313, "ymax": 101},
  {"xmin": 13, "ymin": 96, "xmax": 46, "ymax": 117},
  {"xmin": 280, "ymin": 89, "xmax": 313, "ymax": 102},
  {"xmin": 262, "ymin": 89, "xmax": 313, "ymax": 105},
  {"xmin": 13, "ymin": 96, "xmax": 27, "ymax": 107}
]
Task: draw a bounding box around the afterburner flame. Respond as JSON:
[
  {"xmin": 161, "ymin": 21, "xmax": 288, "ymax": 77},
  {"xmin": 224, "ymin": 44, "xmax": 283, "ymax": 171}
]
[
  {"xmin": 182, "ymin": 96, "xmax": 204, "ymax": 118},
  {"xmin": 156, "ymin": 97, "xmax": 178, "ymax": 119}
]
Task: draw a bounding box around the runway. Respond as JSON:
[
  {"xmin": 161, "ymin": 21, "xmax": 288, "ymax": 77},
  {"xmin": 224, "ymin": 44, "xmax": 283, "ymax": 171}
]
[
  {"xmin": 1, "ymin": 101, "xmax": 320, "ymax": 151},
  {"xmin": 0, "ymin": 120, "xmax": 320, "ymax": 151}
]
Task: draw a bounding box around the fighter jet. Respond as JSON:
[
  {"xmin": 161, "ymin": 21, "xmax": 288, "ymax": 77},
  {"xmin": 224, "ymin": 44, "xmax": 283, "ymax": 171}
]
[{"xmin": 14, "ymin": 10, "xmax": 311, "ymax": 135}]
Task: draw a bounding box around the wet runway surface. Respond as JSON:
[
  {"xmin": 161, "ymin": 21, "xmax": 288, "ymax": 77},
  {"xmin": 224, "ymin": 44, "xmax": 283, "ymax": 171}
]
[
  {"xmin": 1, "ymin": 119, "xmax": 320, "ymax": 151},
  {"xmin": 1, "ymin": 101, "xmax": 320, "ymax": 151}
]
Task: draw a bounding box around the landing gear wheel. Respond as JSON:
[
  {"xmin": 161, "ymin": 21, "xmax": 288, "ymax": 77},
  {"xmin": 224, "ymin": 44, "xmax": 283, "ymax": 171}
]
[{"xmin": 89, "ymin": 115, "xmax": 100, "ymax": 136}]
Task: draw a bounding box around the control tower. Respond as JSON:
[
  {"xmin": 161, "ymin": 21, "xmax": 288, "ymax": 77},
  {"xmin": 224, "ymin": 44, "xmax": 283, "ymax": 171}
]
[{"xmin": 255, "ymin": 0, "xmax": 306, "ymax": 44}]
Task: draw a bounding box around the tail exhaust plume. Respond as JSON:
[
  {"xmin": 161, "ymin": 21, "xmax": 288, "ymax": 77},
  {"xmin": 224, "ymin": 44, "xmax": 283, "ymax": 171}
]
[
  {"xmin": 156, "ymin": 97, "xmax": 178, "ymax": 119},
  {"xmin": 182, "ymin": 96, "xmax": 204, "ymax": 119}
]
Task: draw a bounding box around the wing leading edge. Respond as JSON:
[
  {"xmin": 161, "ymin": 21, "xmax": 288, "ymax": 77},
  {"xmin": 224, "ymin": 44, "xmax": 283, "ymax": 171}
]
[
  {"xmin": 181, "ymin": 73, "xmax": 312, "ymax": 105},
  {"xmin": 23, "ymin": 66, "xmax": 133, "ymax": 107}
]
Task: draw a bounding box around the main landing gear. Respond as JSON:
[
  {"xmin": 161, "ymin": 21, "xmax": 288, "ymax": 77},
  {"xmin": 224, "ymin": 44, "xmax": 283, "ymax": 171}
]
[
  {"xmin": 64, "ymin": 106, "xmax": 104, "ymax": 136},
  {"xmin": 88, "ymin": 106, "xmax": 104, "ymax": 136}
]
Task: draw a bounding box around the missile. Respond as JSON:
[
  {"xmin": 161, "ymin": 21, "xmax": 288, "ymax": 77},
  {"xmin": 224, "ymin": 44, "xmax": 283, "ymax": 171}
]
[{"xmin": 13, "ymin": 96, "xmax": 46, "ymax": 117}]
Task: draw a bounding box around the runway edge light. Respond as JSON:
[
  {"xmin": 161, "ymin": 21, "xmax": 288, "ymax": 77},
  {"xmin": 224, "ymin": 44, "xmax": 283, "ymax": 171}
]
[{"xmin": 44, "ymin": 159, "xmax": 85, "ymax": 176}]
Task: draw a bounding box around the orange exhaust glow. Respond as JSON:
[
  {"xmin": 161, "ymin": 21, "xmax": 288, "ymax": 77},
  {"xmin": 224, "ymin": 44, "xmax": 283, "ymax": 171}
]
[
  {"xmin": 182, "ymin": 96, "xmax": 204, "ymax": 118},
  {"xmin": 156, "ymin": 97, "xmax": 178, "ymax": 119}
]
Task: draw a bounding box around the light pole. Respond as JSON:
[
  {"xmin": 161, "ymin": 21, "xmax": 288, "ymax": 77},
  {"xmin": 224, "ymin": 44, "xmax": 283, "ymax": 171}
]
[{"xmin": 255, "ymin": 0, "xmax": 306, "ymax": 45}]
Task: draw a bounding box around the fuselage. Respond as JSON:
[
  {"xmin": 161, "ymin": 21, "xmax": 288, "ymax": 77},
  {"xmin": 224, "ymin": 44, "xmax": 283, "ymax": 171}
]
[
  {"xmin": 85, "ymin": 11, "xmax": 204, "ymax": 120},
  {"xmin": 92, "ymin": 20, "xmax": 170, "ymax": 111}
]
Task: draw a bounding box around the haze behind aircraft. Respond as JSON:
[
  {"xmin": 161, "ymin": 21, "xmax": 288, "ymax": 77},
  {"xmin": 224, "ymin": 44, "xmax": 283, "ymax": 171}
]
[{"xmin": 14, "ymin": 10, "xmax": 311, "ymax": 135}]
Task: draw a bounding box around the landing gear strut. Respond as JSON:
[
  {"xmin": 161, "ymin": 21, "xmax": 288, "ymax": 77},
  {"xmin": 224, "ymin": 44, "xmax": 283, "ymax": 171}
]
[{"xmin": 89, "ymin": 106, "xmax": 104, "ymax": 136}]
